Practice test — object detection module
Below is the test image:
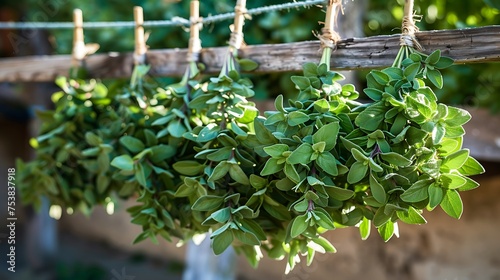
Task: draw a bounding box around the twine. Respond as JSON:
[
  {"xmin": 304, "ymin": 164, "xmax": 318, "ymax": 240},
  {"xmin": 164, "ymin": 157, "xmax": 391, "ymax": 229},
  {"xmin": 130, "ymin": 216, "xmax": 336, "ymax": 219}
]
[
  {"xmin": 229, "ymin": 3, "xmax": 247, "ymax": 50},
  {"xmin": 187, "ymin": 0, "xmax": 203, "ymax": 63},
  {"xmin": 400, "ymin": 0, "xmax": 423, "ymax": 50},
  {"xmin": 316, "ymin": 0, "xmax": 341, "ymax": 50}
]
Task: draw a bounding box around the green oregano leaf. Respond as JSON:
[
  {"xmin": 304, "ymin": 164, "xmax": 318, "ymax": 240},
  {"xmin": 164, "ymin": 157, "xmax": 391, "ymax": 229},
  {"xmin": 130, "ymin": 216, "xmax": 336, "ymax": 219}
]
[{"xmin": 440, "ymin": 189, "xmax": 463, "ymax": 219}]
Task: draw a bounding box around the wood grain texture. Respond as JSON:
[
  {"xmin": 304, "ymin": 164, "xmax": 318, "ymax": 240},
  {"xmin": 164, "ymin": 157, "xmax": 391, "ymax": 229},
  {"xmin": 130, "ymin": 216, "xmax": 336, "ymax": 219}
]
[{"xmin": 1, "ymin": 26, "xmax": 500, "ymax": 82}]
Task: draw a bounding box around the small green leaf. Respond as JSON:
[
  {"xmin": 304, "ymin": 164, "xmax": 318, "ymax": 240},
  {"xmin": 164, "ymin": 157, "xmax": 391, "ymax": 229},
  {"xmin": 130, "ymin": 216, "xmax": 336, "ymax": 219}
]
[
  {"xmin": 96, "ymin": 174, "xmax": 109, "ymax": 194},
  {"xmin": 291, "ymin": 214, "xmax": 309, "ymax": 238},
  {"xmin": 210, "ymin": 208, "xmax": 231, "ymax": 223},
  {"xmin": 371, "ymin": 70, "xmax": 390, "ymax": 85},
  {"xmin": 347, "ymin": 162, "xmax": 368, "ymax": 184},
  {"xmin": 249, "ymin": 174, "xmax": 267, "ymax": 190},
  {"xmin": 85, "ymin": 132, "xmax": 101, "ymax": 146},
  {"xmin": 263, "ymin": 144, "xmax": 289, "ymax": 158},
  {"xmin": 311, "ymin": 236, "xmax": 337, "ymax": 253},
  {"xmin": 440, "ymin": 189, "xmax": 463, "ymax": 219},
  {"xmin": 287, "ymin": 143, "xmax": 314, "ymax": 165},
  {"xmin": 233, "ymin": 230, "xmax": 260, "ymax": 246},
  {"xmin": 313, "ymin": 209, "xmax": 335, "ymax": 230},
  {"xmin": 457, "ymin": 177, "xmax": 480, "ymax": 191},
  {"xmin": 172, "ymin": 161, "xmax": 204, "ymax": 176},
  {"xmin": 441, "ymin": 149, "xmax": 469, "ymax": 170},
  {"xmin": 167, "ymin": 119, "xmax": 187, "ymax": 138},
  {"xmin": 229, "ymin": 163, "xmax": 250, "ymax": 185},
  {"xmin": 208, "ymin": 161, "xmax": 231, "ymax": 182},
  {"xmin": 397, "ymin": 207, "xmax": 427, "ymax": 225},
  {"xmin": 230, "ymin": 120, "xmax": 247, "ymax": 137},
  {"xmin": 425, "ymin": 49, "xmax": 441, "ymax": 65},
  {"xmin": 284, "ymin": 163, "xmax": 301, "ymax": 183},
  {"xmin": 314, "ymin": 99, "xmax": 330, "ymax": 113},
  {"xmin": 263, "ymin": 200, "xmax": 291, "ymax": 220},
  {"xmin": 264, "ymin": 112, "xmax": 285, "ymax": 125},
  {"xmin": 81, "ymin": 147, "xmax": 100, "ymax": 157},
  {"xmin": 313, "ymin": 122, "xmax": 340, "ymax": 150},
  {"xmin": 120, "ymin": 136, "xmax": 145, "ymax": 154},
  {"xmin": 404, "ymin": 63, "xmax": 420, "ymax": 80},
  {"xmin": 359, "ymin": 217, "xmax": 371, "ymax": 240},
  {"xmin": 428, "ymin": 183, "xmax": 444, "ymax": 208},
  {"xmin": 355, "ymin": 102, "xmax": 387, "ymax": 131},
  {"xmin": 370, "ymin": 173, "xmax": 387, "ymax": 204},
  {"xmin": 373, "ymin": 206, "xmax": 391, "ymax": 227},
  {"xmin": 192, "ymin": 195, "xmax": 224, "ymax": 211},
  {"xmin": 369, "ymin": 158, "xmax": 384, "ymax": 172},
  {"xmin": 238, "ymin": 58, "xmax": 259, "ymax": 71},
  {"xmin": 457, "ymin": 156, "xmax": 485, "ymax": 176},
  {"xmin": 444, "ymin": 107, "xmax": 471, "ymax": 127},
  {"xmin": 432, "ymin": 124, "xmax": 446, "ymax": 145},
  {"xmin": 401, "ymin": 180, "xmax": 432, "ymax": 203},
  {"xmin": 212, "ymin": 229, "xmax": 233, "ymax": 255},
  {"xmin": 434, "ymin": 56, "xmax": 454, "ymax": 69},
  {"xmin": 351, "ymin": 148, "xmax": 369, "ymax": 162},
  {"xmin": 316, "ymin": 152, "xmax": 338, "ymax": 176},
  {"xmin": 197, "ymin": 123, "xmax": 220, "ymax": 142},
  {"xmin": 380, "ymin": 152, "xmax": 412, "ymax": 167},
  {"xmin": 291, "ymin": 76, "xmax": 311, "ymax": 90},
  {"xmin": 174, "ymin": 184, "xmax": 193, "ymax": 197},
  {"xmin": 302, "ymin": 62, "xmax": 318, "ymax": 77},
  {"xmin": 378, "ymin": 221, "xmax": 395, "ymax": 242},
  {"xmin": 111, "ymin": 155, "xmax": 134, "ymax": 171},
  {"xmin": 260, "ymin": 158, "xmax": 284, "ymax": 176},
  {"xmin": 441, "ymin": 174, "xmax": 467, "ymax": 189},
  {"xmin": 363, "ymin": 88, "xmax": 383, "ymax": 101},
  {"xmin": 239, "ymin": 219, "xmax": 266, "ymax": 240},
  {"xmin": 287, "ymin": 111, "xmax": 310, "ymax": 126},
  {"xmin": 274, "ymin": 95, "xmax": 285, "ymax": 113},
  {"xmin": 135, "ymin": 163, "xmax": 147, "ymax": 188},
  {"xmin": 312, "ymin": 142, "xmax": 326, "ymax": 153},
  {"xmin": 150, "ymin": 145, "xmax": 176, "ymax": 163},
  {"xmin": 427, "ymin": 69, "xmax": 443, "ymax": 89},
  {"xmin": 237, "ymin": 105, "xmax": 259, "ymax": 124},
  {"xmin": 324, "ymin": 185, "xmax": 354, "ymax": 201}
]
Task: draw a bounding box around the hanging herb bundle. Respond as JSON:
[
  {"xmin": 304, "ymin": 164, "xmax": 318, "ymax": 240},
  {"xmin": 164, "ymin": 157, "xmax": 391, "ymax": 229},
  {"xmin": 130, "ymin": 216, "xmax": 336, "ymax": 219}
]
[
  {"xmin": 18, "ymin": 0, "xmax": 485, "ymax": 273},
  {"xmin": 123, "ymin": 0, "xmax": 267, "ymax": 260},
  {"xmin": 17, "ymin": 65, "xmax": 159, "ymax": 213},
  {"xmin": 119, "ymin": 58, "xmax": 211, "ymax": 243},
  {"xmin": 253, "ymin": 0, "xmax": 484, "ymax": 271}
]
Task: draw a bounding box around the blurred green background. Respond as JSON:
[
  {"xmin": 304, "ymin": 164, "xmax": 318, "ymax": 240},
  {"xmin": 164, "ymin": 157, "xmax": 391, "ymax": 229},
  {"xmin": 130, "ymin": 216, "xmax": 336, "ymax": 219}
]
[{"xmin": 2, "ymin": 0, "xmax": 500, "ymax": 108}]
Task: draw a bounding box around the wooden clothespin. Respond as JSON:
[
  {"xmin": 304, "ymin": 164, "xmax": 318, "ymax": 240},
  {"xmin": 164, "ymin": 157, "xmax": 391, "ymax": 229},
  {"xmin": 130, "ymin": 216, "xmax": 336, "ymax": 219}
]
[
  {"xmin": 229, "ymin": 0, "xmax": 247, "ymax": 52},
  {"xmin": 71, "ymin": 9, "xmax": 99, "ymax": 69},
  {"xmin": 187, "ymin": 0, "xmax": 202, "ymax": 63},
  {"xmin": 134, "ymin": 6, "xmax": 148, "ymax": 65},
  {"xmin": 72, "ymin": 9, "xmax": 86, "ymax": 66}
]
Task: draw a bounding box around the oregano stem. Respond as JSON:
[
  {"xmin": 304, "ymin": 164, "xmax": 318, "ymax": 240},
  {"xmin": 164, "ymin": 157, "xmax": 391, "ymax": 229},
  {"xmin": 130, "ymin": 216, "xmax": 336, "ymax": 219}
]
[
  {"xmin": 320, "ymin": 47, "xmax": 332, "ymax": 70},
  {"xmin": 318, "ymin": 0, "xmax": 341, "ymax": 71}
]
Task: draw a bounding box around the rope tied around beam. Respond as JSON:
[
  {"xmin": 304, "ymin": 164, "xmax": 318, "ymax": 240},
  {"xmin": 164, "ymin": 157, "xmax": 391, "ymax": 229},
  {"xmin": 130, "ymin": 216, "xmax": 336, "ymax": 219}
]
[
  {"xmin": 400, "ymin": 0, "xmax": 423, "ymax": 50},
  {"xmin": 315, "ymin": 0, "xmax": 341, "ymax": 50}
]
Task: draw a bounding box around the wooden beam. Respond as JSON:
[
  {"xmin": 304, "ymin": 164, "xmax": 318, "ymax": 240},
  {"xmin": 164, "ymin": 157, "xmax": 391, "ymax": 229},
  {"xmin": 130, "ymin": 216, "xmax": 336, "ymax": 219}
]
[{"xmin": 1, "ymin": 26, "xmax": 500, "ymax": 82}]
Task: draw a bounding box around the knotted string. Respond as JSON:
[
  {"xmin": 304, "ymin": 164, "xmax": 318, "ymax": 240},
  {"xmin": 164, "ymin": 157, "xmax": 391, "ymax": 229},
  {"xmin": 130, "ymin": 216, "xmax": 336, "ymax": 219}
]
[
  {"xmin": 400, "ymin": 0, "xmax": 424, "ymax": 50},
  {"xmin": 229, "ymin": 1, "xmax": 247, "ymax": 50},
  {"xmin": 315, "ymin": 0, "xmax": 341, "ymax": 50},
  {"xmin": 187, "ymin": 0, "xmax": 203, "ymax": 63}
]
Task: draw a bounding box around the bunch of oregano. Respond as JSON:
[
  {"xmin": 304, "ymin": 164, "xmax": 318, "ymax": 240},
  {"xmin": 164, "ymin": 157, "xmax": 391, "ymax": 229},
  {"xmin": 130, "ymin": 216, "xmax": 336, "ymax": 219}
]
[{"xmin": 18, "ymin": 35, "xmax": 484, "ymax": 274}]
